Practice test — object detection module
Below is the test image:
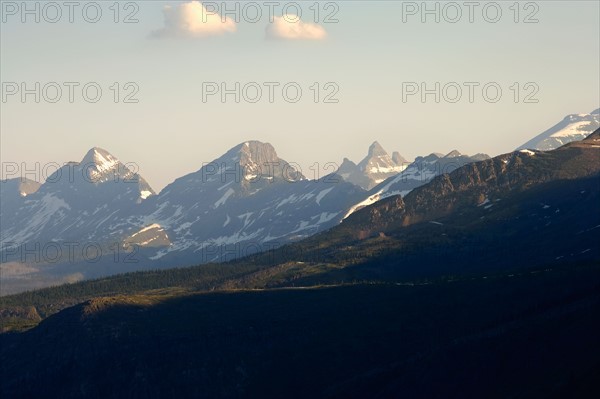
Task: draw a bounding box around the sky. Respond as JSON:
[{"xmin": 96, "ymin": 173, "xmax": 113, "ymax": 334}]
[{"xmin": 1, "ymin": 0, "xmax": 599, "ymax": 191}]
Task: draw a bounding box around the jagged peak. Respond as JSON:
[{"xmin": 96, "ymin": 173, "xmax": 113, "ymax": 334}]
[
  {"xmin": 357, "ymin": 141, "xmax": 393, "ymax": 171},
  {"xmin": 209, "ymin": 140, "xmax": 304, "ymax": 183},
  {"xmin": 75, "ymin": 147, "xmax": 154, "ymax": 193},
  {"xmin": 220, "ymin": 140, "xmax": 281, "ymax": 168},
  {"xmin": 80, "ymin": 147, "xmax": 119, "ymax": 170},
  {"xmin": 367, "ymin": 141, "xmax": 388, "ymax": 157},
  {"xmin": 337, "ymin": 158, "xmax": 359, "ymax": 177}
]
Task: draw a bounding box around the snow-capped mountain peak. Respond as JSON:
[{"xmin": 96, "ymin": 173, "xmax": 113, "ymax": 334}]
[
  {"xmin": 358, "ymin": 141, "xmax": 393, "ymax": 169},
  {"xmin": 339, "ymin": 141, "xmax": 408, "ymax": 190},
  {"xmin": 136, "ymin": 140, "xmax": 364, "ymax": 263},
  {"xmin": 79, "ymin": 147, "xmax": 122, "ymax": 182},
  {"xmin": 366, "ymin": 141, "xmax": 387, "ymax": 157},
  {"xmin": 203, "ymin": 140, "xmax": 305, "ymax": 186},
  {"xmin": 518, "ymin": 109, "xmax": 600, "ymax": 151},
  {"xmin": 81, "ymin": 147, "xmax": 118, "ymax": 168}
]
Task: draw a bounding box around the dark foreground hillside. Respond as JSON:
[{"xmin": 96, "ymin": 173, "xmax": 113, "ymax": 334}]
[{"xmin": 2, "ymin": 261, "xmax": 599, "ymax": 399}]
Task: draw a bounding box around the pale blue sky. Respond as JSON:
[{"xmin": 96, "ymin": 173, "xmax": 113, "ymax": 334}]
[{"xmin": 1, "ymin": 1, "xmax": 599, "ymax": 190}]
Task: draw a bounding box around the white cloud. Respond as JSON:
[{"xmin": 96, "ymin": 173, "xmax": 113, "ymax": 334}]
[
  {"xmin": 151, "ymin": 1, "xmax": 236, "ymax": 39},
  {"xmin": 266, "ymin": 14, "xmax": 327, "ymax": 40}
]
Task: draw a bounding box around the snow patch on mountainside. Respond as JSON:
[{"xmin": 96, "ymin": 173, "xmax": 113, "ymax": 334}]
[
  {"xmin": 343, "ymin": 193, "xmax": 383, "ymax": 219},
  {"xmin": 315, "ymin": 187, "xmax": 334, "ymax": 205},
  {"xmin": 130, "ymin": 223, "xmax": 163, "ymax": 238},
  {"xmin": 215, "ymin": 188, "xmax": 235, "ymax": 208},
  {"xmin": 2, "ymin": 194, "xmax": 71, "ymax": 245},
  {"xmin": 519, "ymin": 149, "xmax": 536, "ymax": 156}
]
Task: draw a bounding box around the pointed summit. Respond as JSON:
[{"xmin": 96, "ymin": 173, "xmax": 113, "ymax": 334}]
[
  {"xmin": 201, "ymin": 140, "xmax": 304, "ymax": 187},
  {"xmin": 340, "ymin": 157, "xmax": 355, "ymax": 166},
  {"xmin": 338, "ymin": 158, "xmax": 358, "ymax": 172},
  {"xmin": 367, "ymin": 141, "xmax": 387, "ymax": 157},
  {"xmin": 336, "ymin": 158, "xmax": 365, "ymax": 185},
  {"xmin": 78, "ymin": 147, "xmax": 125, "ymax": 184},
  {"xmin": 358, "ymin": 141, "xmax": 389, "ymax": 170},
  {"xmin": 71, "ymin": 147, "xmax": 155, "ymax": 199},
  {"xmin": 338, "ymin": 141, "xmax": 405, "ymax": 190},
  {"xmin": 81, "ymin": 147, "xmax": 119, "ymax": 169}
]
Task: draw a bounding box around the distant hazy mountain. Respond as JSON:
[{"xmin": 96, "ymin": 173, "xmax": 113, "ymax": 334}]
[
  {"xmin": 0, "ymin": 177, "xmax": 41, "ymax": 197},
  {"xmin": 0, "ymin": 148, "xmax": 155, "ymax": 248},
  {"xmin": 3, "ymin": 118, "xmax": 597, "ymax": 294},
  {"xmin": 518, "ymin": 109, "xmax": 599, "ymax": 151},
  {"xmin": 0, "ymin": 142, "xmax": 365, "ymax": 293},
  {"xmin": 336, "ymin": 141, "xmax": 407, "ymax": 190},
  {"xmin": 133, "ymin": 141, "xmax": 364, "ymax": 264},
  {"xmin": 0, "ymin": 178, "xmax": 42, "ymax": 237},
  {"xmin": 344, "ymin": 150, "xmax": 489, "ymax": 218},
  {"xmin": 0, "ymin": 177, "xmax": 41, "ymax": 203}
]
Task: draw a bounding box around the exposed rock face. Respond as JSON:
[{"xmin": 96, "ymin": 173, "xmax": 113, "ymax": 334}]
[
  {"xmin": 207, "ymin": 141, "xmax": 304, "ymax": 194},
  {"xmin": 343, "ymin": 151, "xmax": 491, "ymax": 219},
  {"xmin": 337, "ymin": 141, "xmax": 407, "ymax": 190},
  {"xmin": 344, "ymin": 129, "xmax": 600, "ymax": 236}
]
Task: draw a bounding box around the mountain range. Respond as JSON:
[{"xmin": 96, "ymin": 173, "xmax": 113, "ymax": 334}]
[
  {"xmin": 1, "ymin": 109, "xmax": 598, "ymax": 294},
  {"xmin": 1, "ymin": 125, "xmax": 599, "ymax": 398}
]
